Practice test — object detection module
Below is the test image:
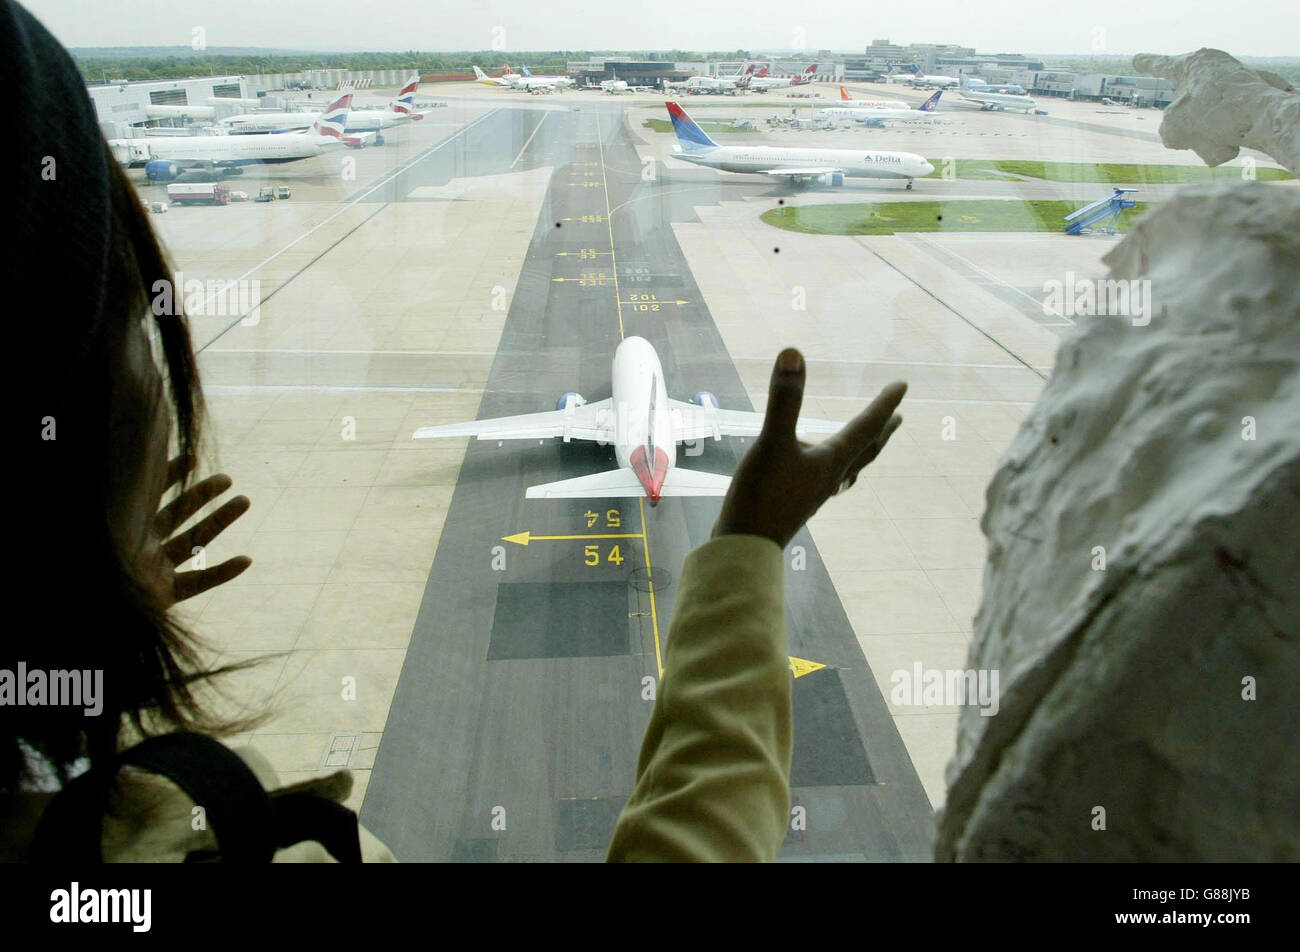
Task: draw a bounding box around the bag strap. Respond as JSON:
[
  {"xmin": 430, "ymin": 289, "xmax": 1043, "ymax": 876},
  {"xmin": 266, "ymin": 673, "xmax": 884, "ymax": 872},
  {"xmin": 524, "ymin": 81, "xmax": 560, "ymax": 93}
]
[{"xmin": 28, "ymin": 733, "xmax": 360, "ymax": 863}]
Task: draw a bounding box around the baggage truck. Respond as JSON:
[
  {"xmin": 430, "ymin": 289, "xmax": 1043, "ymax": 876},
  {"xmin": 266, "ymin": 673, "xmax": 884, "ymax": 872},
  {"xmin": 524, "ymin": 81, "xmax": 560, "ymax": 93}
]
[{"xmin": 165, "ymin": 182, "xmax": 231, "ymax": 206}]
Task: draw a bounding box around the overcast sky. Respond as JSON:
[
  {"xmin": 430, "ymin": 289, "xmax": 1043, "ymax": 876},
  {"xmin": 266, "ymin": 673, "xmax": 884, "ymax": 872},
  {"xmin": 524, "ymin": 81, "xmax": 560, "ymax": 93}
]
[{"xmin": 20, "ymin": 0, "xmax": 1300, "ymax": 58}]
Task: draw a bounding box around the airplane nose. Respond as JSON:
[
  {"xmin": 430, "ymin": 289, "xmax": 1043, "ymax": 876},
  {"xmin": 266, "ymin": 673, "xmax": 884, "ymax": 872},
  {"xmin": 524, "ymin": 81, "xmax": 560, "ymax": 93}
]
[{"xmin": 921, "ymin": 160, "xmax": 935, "ymax": 176}]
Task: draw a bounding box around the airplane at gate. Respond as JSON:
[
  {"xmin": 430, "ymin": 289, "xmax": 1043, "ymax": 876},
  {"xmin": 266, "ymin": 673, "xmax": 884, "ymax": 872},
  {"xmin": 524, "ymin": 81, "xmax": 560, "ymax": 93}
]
[{"xmin": 411, "ymin": 336, "xmax": 847, "ymax": 503}]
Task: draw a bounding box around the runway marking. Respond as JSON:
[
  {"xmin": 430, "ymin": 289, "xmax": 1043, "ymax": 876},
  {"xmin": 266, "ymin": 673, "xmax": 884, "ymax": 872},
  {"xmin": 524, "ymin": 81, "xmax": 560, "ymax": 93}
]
[
  {"xmin": 906, "ymin": 231, "xmax": 1076, "ymax": 326},
  {"xmin": 596, "ymin": 107, "xmax": 663, "ymax": 679},
  {"xmin": 502, "ymin": 530, "xmax": 644, "ymax": 546},
  {"xmin": 510, "ymin": 111, "xmax": 549, "ymax": 169},
  {"xmin": 789, "ymin": 656, "xmax": 827, "ymax": 678},
  {"xmin": 203, "ymin": 384, "xmax": 471, "ymax": 394}
]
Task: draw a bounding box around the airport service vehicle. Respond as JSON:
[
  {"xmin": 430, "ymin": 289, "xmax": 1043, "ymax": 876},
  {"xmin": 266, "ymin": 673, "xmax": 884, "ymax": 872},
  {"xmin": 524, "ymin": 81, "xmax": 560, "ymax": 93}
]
[
  {"xmin": 412, "ymin": 336, "xmax": 845, "ymax": 503},
  {"xmin": 221, "ymin": 77, "xmax": 427, "ymax": 140},
  {"xmin": 256, "ymin": 187, "xmax": 274, "ymax": 202},
  {"xmin": 666, "ymin": 101, "xmax": 934, "ymax": 189},
  {"xmin": 750, "ymin": 64, "xmax": 817, "ymax": 92},
  {"xmin": 276, "ymin": 186, "xmax": 292, "ymax": 199},
  {"xmin": 836, "ymin": 86, "xmax": 908, "ymax": 110},
  {"xmin": 817, "ymin": 90, "xmax": 944, "ymax": 125},
  {"xmin": 110, "ymin": 93, "xmax": 367, "ymax": 181},
  {"xmin": 957, "ymin": 70, "xmax": 1038, "ymax": 112},
  {"xmin": 147, "ymin": 201, "xmax": 168, "ymax": 214},
  {"xmin": 228, "ymin": 190, "xmax": 249, "ymax": 202},
  {"xmin": 166, "ymin": 182, "xmax": 230, "ymax": 205}
]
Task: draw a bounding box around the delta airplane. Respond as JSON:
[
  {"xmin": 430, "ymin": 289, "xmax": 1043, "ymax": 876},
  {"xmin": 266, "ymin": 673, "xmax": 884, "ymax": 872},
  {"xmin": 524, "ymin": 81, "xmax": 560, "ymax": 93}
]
[
  {"xmin": 666, "ymin": 100, "xmax": 934, "ymax": 189},
  {"xmin": 817, "ymin": 90, "xmax": 944, "ymax": 125},
  {"xmin": 110, "ymin": 93, "xmax": 366, "ymax": 181},
  {"xmin": 411, "ymin": 336, "xmax": 846, "ymax": 503},
  {"xmin": 220, "ymin": 77, "xmax": 427, "ymax": 137},
  {"xmin": 957, "ymin": 70, "xmax": 1038, "ymax": 112},
  {"xmin": 836, "ymin": 86, "xmax": 908, "ymax": 110},
  {"xmin": 750, "ymin": 64, "xmax": 817, "ymax": 91}
]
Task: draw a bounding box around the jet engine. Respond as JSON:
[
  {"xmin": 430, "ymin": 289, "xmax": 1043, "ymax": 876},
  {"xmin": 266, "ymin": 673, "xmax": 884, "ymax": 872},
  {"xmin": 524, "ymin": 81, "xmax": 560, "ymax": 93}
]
[
  {"xmin": 556, "ymin": 392, "xmax": 586, "ymax": 411},
  {"xmin": 145, "ymin": 160, "xmax": 181, "ymax": 182},
  {"xmin": 812, "ymin": 171, "xmax": 845, "ymax": 187}
]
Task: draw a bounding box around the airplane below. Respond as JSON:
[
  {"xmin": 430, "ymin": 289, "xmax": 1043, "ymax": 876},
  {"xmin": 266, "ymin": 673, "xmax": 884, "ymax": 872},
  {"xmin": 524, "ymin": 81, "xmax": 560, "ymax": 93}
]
[
  {"xmin": 411, "ymin": 336, "xmax": 847, "ymax": 504},
  {"xmin": 889, "ymin": 65, "xmax": 959, "ymax": 88},
  {"xmin": 666, "ymin": 100, "xmax": 934, "ymax": 189}
]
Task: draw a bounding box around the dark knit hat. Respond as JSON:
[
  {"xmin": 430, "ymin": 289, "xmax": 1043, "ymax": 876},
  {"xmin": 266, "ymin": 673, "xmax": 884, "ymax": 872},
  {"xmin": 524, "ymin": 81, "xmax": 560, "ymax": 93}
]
[{"xmin": 4, "ymin": 0, "xmax": 111, "ymax": 360}]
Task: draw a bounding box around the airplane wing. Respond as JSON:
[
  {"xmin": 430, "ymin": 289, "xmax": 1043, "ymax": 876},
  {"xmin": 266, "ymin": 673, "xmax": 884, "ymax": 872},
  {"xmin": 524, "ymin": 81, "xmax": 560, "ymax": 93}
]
[
  {"xmin": 762, "ymin": 166, "xmax": 845, "ymax": 178},
  {"xmin": 525, "ymin": 468, "xmax": 642, "ymax": 499},
  {"xmin": 524, "ymin": 465, "xmax": 733, "ymax": 499},
  {"xmin": 670, "ymin": 399, "xmax": 844, "ymax": 440},
  {"xmin": 414, "ymin": 398, "xmax": 614, "ymax": 443}
]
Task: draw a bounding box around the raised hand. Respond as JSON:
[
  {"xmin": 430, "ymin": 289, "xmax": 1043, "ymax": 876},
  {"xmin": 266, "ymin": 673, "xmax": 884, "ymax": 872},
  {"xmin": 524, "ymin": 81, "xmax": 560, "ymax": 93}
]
[
  {"xmin": 713, "ymin": 349, "xmax": 906, "ymax": 549},
  {"xmin": 152, "ymin": 456, "xmax": 253, "ymax": 605}
]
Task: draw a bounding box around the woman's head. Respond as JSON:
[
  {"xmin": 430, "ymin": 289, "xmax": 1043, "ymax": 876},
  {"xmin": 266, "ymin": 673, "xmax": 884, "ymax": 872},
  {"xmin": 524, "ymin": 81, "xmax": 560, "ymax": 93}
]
[{"xmin": 4, "ymin": 0, "xmax": 237, "ymax": 792}]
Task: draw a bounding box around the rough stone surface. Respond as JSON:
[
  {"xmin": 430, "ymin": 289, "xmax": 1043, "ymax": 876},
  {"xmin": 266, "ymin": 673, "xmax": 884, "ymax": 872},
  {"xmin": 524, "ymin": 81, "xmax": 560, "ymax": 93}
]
[
  {"xmin": 1134, "ymin": 48, "xmax": 1300, "ymax": 176},
  {"xmin": 934, "ymin": 176, "xmax": 1300, "ymax": 855}
]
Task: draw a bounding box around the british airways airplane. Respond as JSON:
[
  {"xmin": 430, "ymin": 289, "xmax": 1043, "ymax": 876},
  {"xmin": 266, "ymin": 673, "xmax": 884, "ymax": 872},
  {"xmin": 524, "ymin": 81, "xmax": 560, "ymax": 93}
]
[
  {"xmin": 665, "ymin": 100, "xmax": 934, "ymax": 189},
  {"xmin": 411, "ymin": 337, "xmax": 846, "ymax": 504}
]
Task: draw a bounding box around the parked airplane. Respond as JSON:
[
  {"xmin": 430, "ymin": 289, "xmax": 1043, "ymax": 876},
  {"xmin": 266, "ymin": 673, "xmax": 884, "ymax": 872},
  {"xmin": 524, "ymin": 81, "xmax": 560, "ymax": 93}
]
[
  {"xmin": 964, "ymin": 75, "xmax": 1026, "ymax": 94},
  {"xmin": 750, "ymin": 64, "xmax": 817, "ymax": 91},
  {"xmin": 412, "ymin": 336, "xmax": 846, "ymax": 503},
  {"xmin": 666, "ymin": 100, "xmax": 933, "ymax": 189},
  {"xmin": 220, "ymin": 77, "xmax": 426, "ymax": 137},
  {"xmin": 837, "ymin": 86, "xmax": 908, "ymax": 110},
  {"xmin": 109, "ymin": 93, "xmax": 366, "ymax": 181},
  {"xmin": 601, "ymin": 68, "xmax": 631, "ymax": 94},
  {"xmin": 889, "ymin": 64, "xmax": 959, "ymax": 88},
  {"xmin": 144, "ymin": 103, "xmax": 216, "ymax": 120},
  {"xmin": 509, "ymin": 64, "xmax": 573, "ymax": 91},
  {"xmin": 472, "ymin": 64, "xmax": 513, "ymax": 87},
  {"xmin": 817, "ymin": 90, "xmax": 944, "ymax": 125},
  {"xmin": 958, "ymin": 70, "xmax": 1038, "ymax": 112},
  {"xmin": 669, "ymin": 64, "xmax": 754, "ymax": 95}
]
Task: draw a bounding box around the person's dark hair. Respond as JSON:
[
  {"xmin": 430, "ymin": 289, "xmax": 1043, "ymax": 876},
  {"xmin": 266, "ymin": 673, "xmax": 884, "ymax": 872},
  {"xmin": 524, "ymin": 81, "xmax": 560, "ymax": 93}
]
[
  {"xmin": 3, "ymin": 0, "xmax": 259, "ymax": 793},
  {"xmin": 3, "ymin": 144, "xmax": 260, "ymax": 794}
]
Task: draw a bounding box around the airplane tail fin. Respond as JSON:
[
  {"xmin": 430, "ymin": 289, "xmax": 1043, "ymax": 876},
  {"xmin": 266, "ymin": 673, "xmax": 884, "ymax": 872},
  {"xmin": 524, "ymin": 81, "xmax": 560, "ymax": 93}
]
[
  {"xmin": 521, "ymin": 64, "xmax": 532, "ymax": 77},
  {"xmin": 666, "ymin": 101, "xmax": 718, "ymax": 152},
  {"xmin": 312, "ymin": 92, "xmax": 352, "ymax": 141},
  {"xmin": 919, "ymin": 90, "xmax": 942, "ymax": 111},
  {"xmin": 959, "ymin": 69, "xmax": 970, "ymax": 90},
  {"xmin": 472, "ymin": 65, "xmax": 488, "ymax": 81},
  {"xmin": 389, "ymin": 74, "xmax": 423, "ymax": 118},
  {"xmin": 840, "ymin": 85, "xmax": 851, "ymax": 100}
]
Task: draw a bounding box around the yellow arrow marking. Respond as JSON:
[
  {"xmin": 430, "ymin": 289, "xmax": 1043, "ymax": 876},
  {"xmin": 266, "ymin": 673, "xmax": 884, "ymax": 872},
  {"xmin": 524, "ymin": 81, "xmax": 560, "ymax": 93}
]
[
  {"xmin": 788, "ymin": 656, "xmax": 827, "ymax": 679},
  {"xmin": 502, "ymin": 530, "xmax": 645, "ymax": 546}
]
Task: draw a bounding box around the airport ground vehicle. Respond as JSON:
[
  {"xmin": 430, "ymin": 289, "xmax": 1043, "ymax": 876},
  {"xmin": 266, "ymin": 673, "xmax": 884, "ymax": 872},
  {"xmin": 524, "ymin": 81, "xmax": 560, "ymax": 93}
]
[
  {"xmin": 276, "ymin": 185, "xmax": 292, "ymax": 199},
  {"xmin": 165, "ymin": 182, "xmax": 230, "ymax": 205},
  {"xmin": 256, "ymin": 186, "xmax": 274, "ymax": 202},
  {"xmin": 147, "ymin": 201, "xmax": 168, "ymax": 213}
]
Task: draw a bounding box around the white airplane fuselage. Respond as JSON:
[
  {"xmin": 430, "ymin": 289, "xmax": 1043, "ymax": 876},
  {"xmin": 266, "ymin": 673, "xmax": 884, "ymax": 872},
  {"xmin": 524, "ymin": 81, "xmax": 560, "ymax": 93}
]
[
  {"xmin": 611, "ymin": 336, "xmax": 675, "ymax": 503},
  {"xmin": 113, "ymin": 132, "xmax": 339, "ymax": 165},
  {"xmin": 677, "ymin": 145, "xmax": 934, "ymax": 182}
]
